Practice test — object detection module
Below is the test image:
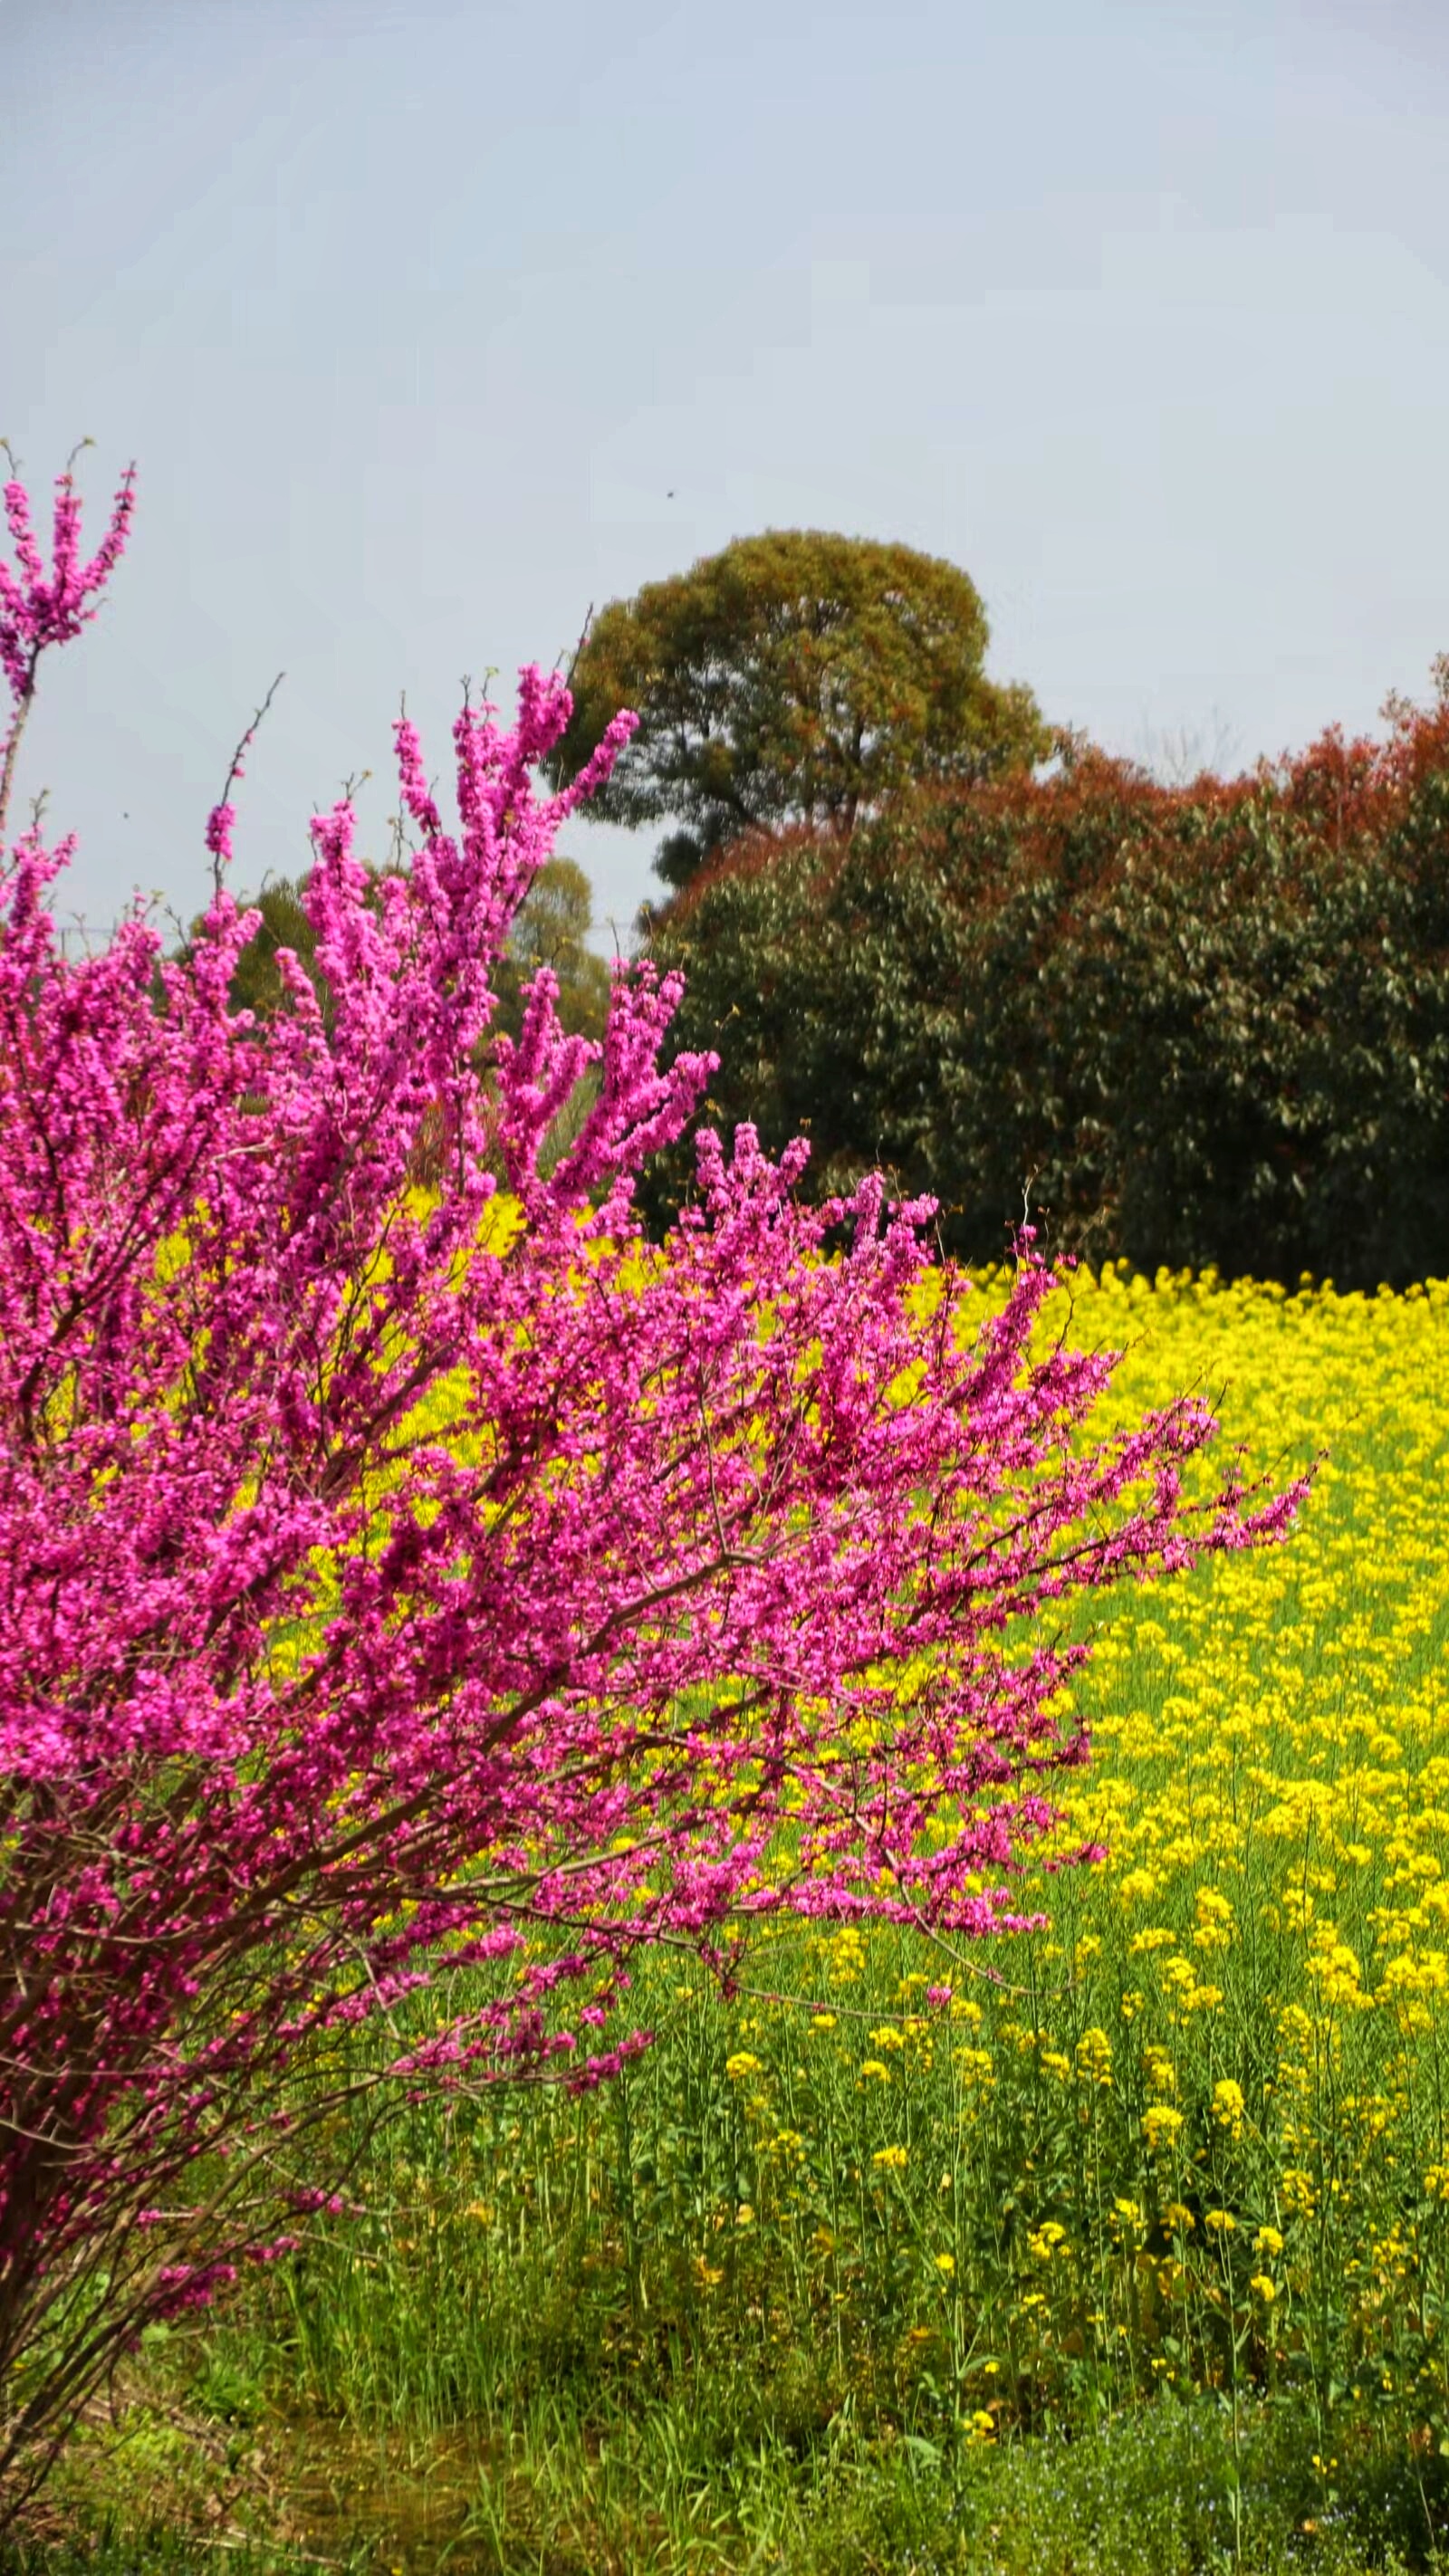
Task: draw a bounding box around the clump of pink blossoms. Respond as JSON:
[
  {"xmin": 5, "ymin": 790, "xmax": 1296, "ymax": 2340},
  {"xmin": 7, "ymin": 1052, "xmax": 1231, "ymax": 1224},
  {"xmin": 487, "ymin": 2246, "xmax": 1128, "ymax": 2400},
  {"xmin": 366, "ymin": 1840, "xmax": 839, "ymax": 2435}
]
[{"xmin": 0, "ymin": 455, "xmax": 1305, "ymax": 2496}]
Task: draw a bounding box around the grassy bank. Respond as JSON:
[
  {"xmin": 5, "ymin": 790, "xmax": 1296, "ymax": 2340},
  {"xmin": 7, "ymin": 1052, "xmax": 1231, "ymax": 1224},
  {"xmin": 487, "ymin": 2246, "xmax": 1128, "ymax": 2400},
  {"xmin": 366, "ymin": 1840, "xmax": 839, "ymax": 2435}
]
[{"xmin": 18, "ymin": 2384, "xmax": 1449, "ymax": 2571}]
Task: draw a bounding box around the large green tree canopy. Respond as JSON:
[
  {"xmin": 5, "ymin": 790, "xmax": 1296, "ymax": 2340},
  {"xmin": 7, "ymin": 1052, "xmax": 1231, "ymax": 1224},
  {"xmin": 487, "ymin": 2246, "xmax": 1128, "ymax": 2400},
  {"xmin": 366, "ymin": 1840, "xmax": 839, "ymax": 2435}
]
[{"xmin": 548, "ymin": 530, "xmax": 1053, "ymax": 889}]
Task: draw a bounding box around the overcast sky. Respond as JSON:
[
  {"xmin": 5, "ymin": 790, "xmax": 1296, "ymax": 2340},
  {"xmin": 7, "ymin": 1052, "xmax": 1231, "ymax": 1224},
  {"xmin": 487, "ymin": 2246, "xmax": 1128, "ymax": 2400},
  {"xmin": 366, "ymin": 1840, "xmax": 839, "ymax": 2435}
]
[{"xmin": 4, "ymin": 0, "xmax": 1447, "ymax": 947}]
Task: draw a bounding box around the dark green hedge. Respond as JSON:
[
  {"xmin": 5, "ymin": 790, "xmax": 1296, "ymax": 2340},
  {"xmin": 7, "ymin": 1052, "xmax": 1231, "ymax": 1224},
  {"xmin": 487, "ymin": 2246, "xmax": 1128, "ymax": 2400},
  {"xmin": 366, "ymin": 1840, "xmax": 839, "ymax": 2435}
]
[{"xmin": 644, "ymin": 673, "xmax": 1449, "ymax": 1288}]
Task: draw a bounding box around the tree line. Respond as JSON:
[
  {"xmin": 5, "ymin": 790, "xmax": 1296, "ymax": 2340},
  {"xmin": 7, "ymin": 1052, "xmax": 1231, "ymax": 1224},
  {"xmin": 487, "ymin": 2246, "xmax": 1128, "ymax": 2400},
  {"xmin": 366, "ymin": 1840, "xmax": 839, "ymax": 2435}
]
[
  {"xmin": 216, "ymin": 530, "xmax": 1449, "ymax": 1288},
  {"xmin": 642, "ymin": 689, "xmax": 1449, "ymax": 1289}
]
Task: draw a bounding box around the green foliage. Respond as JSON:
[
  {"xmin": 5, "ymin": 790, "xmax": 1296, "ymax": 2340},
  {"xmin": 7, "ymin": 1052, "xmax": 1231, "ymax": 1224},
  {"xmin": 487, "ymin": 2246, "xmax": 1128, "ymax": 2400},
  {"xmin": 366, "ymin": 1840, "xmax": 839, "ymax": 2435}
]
[
  {"xmin": 644, "ymin": 672, "xmax": 1449, "ymax": 1288},
  {"xmin": 17, "ymin": 2392, "xmax": 1431, "ymax": 2571},
  {"xmin": 548, "ymin": 531, "xmax": 1052, "ymax": 889}
]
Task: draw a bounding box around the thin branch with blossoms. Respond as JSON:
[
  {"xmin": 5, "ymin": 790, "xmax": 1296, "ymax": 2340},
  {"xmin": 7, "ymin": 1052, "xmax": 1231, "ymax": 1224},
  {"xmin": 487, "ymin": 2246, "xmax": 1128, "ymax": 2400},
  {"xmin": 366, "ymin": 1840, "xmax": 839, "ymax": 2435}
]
[{"xmin": 0, "ymin": 445, "xmax": 135, "ymax": 841}]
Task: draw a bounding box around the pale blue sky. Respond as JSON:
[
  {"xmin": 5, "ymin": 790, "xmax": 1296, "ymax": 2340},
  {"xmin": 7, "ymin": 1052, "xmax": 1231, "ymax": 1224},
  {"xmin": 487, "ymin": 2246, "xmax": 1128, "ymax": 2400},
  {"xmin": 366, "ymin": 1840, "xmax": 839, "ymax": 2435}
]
[{"xmin": 4, "ymin": 0, "xmax": 1447, "ymax": 947}]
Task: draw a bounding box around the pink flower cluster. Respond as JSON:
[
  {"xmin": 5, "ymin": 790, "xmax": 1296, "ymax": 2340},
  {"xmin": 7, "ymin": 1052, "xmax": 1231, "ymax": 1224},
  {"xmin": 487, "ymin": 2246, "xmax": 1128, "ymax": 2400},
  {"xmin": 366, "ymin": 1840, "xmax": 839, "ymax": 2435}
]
[
  {"xmin": 0, "ymin": 459, "xmax": 1305, "ymax": 2483},
  {"xmin": 0, "ymin": 449, "xmax": 135, "ymax": 835}
]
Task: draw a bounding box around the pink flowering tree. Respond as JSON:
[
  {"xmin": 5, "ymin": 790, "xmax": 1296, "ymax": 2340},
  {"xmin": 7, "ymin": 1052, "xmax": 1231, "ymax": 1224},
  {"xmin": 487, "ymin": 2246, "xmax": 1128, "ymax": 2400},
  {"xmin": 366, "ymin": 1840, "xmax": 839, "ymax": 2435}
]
[{"xmin": 0, "ymin": 456, "xmax": 1304, "ymax": 2500}]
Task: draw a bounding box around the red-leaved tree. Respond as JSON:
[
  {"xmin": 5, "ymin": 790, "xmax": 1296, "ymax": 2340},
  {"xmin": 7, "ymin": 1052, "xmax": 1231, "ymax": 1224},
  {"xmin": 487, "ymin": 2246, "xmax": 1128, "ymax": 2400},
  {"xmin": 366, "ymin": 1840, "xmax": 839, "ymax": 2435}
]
[{"xmin": 0, "ymin": 458, "xmax": 1305, "ymax": 2501}]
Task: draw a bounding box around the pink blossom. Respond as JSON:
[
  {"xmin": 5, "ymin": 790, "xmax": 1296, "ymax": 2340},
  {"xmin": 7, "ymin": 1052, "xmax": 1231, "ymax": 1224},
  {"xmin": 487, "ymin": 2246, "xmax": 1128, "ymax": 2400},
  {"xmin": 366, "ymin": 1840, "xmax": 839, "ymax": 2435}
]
[{"xmin": 0, "ymin": 456, "xmax": 1308, "ymax": 2490}]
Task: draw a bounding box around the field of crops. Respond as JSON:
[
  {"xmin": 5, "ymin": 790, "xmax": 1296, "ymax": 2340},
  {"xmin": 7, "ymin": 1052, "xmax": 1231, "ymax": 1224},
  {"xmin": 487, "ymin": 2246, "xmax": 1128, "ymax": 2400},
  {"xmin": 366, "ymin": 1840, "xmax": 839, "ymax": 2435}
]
[{"xmin": 44, "ymin": 1264, "xmax": 1449, "ymax": 2573}]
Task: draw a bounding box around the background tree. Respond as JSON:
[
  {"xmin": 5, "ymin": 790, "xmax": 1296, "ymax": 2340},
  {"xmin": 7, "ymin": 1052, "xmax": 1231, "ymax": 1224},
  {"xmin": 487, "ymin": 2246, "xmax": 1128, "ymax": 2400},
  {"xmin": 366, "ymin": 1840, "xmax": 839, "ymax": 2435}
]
[{"xmin": 548, "ymin": 530, "xmax": 1053, "ymax": 889}]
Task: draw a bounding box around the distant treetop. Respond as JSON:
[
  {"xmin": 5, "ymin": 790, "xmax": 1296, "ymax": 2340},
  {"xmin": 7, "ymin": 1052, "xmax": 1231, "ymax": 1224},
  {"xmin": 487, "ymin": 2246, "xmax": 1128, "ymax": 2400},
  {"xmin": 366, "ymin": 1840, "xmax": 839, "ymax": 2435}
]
[{"xmin": 547, "ymin": 529, "xmax": 1052, "ymax": 890}]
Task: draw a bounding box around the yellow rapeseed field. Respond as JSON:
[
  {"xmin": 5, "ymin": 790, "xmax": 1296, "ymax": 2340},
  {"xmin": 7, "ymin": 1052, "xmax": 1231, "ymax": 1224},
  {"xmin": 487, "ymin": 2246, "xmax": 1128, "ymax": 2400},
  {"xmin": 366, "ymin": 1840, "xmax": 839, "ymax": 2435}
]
[
  {"xmin": 700, "ymin": 1264, "xmax": 1449, "ymax": 2430},
  {"xmin": 293, "ymin": 1267, "xmax": 1449, "ymax": 2456}
]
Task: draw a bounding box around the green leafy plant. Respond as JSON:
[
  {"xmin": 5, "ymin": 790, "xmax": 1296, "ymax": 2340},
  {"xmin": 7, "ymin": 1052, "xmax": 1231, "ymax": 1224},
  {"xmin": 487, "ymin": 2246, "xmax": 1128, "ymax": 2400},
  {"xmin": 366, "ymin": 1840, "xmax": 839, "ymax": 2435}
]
[{"xmin": 646, "ymin": 669, "xmax": 1449, "ymax": 1287}]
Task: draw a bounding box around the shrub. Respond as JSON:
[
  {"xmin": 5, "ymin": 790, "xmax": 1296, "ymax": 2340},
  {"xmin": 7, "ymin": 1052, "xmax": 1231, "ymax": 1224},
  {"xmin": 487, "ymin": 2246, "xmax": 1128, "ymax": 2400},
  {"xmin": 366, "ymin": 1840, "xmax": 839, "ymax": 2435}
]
[
  {"xmin": 648, "ymin": 683, "xmax": 1449, "ymax": 1287},
  {"xmin": 0, "ymin": 455, "xmax": 1300, "ymax": 2510}
]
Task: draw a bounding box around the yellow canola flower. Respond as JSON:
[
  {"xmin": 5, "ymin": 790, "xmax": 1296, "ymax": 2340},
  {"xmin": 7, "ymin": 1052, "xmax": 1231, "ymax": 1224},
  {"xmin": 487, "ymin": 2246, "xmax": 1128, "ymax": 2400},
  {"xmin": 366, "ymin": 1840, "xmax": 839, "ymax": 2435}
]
[
  {"xmin": 1026, "ymin": 2222, "xmax": 1070, "ymax": 2261},
  {"xmin": 1281, "ymin": 2169, "xmax": 1318, "ymax": 2220},
  {"xmin": 1212, "ymin": 2079, "xmax": 1246, "ymax": 2140},
  {"xmin": 1117, "ymin": 1869, "xmax": 1159, "ymax": 1904},
  {"xmin": 1075, "ymin": 2027, "xmax": 1114, "ymax": 2086}
]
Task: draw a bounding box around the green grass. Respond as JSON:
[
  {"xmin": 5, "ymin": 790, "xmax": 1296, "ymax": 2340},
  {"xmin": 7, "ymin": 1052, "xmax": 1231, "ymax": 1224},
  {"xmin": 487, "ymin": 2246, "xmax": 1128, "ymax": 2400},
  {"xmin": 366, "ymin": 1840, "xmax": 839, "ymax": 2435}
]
[{"xmin": 16, "ymin": 2383, "xmax": 1449, "ymax": 2571}]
